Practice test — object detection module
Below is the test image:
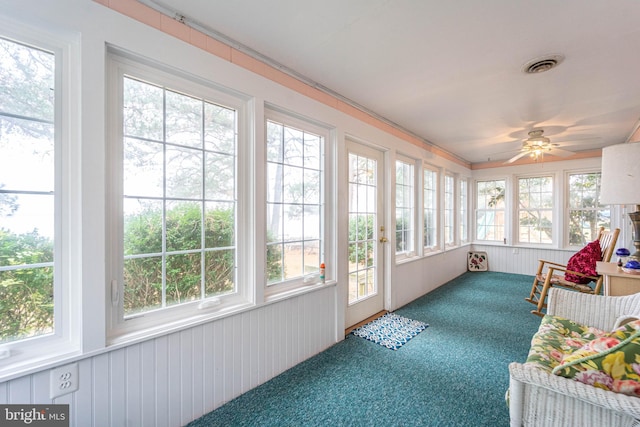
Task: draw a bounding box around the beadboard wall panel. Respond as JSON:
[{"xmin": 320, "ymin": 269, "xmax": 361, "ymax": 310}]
[
  {"xmin": 0, "ymin": 286, "xmax": 336, "ymax": 427},
  {"xmin": 472, "ymin": 245, "xmax": 573, "ymax": 276}
]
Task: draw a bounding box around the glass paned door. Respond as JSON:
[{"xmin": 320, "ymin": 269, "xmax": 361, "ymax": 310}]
[{"xmin": 346, "ymin": 141, "xmax": 385, "ymax": 327}]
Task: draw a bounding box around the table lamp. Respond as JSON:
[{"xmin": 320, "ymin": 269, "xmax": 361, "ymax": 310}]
[{"xmin": 600, "ymin": 142, "xmax": 640, "ymax": 261}]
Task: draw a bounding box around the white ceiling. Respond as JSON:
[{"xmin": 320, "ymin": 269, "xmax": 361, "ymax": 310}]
[{"xmin": 145, "ymin": 0, "xmax": 640, "ymax": 165}]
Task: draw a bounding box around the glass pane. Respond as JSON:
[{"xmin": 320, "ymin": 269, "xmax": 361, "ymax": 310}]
[
  {"xmin": 0, "ymin": 266, "xmax": 54, "ymax": 344},
  {"xmin": 303, "ymin": 169, "xmax": 320, "ymax": 204},
  {"xmin": 266, "ymin": 243, "xmax": 283, "ymax": 283},
  {"xmin": 204, "ymin": 103, "xmax": 236, "ymax": 153},
  {"xmin": 266, "ymin": 121, "xmax": 283, "ymax": 163},
  {"xmin": 205, "ymin": 249, "xmax": 235, "ymax": 297},
  {"xmin": 283, "ymin": 165, "xmax": 303, "ymax": 204},
  {"xmin": 303, "ymin": 206, "xmax": 320, "ymax": 240},
  {"xmin": 123, "ymin": 198, "xmax": 162, "ymax": 255},
  {"xmin": 303, "ymin": 240, "xmax": 320, "ymax": 274},
  {"xmin": 1, "ymin": 192, "xmax": 54, "ymax": 241},
  {"xmin": 267, "ymin": 162, "xmax": 283, "ymax": 203},
  {"xmin": 124, "ymin": 256, "xmax": 162, "ymax": 315},
  {"xmin": 284, "ymin": 204, "xmax": 303, "ymax": 241},
  {"xmin": 348, "ymin": 272, "xmax": 358, "ymax": 304},
  {"xmin": 303, "ymin": 132, "xmax": 320, "ymax": 170},
  {"xmin": 283, "ymin": 242, "xmax": 303, "ymax": 279},
  {"xmin": 283, "ymin": 127, "xmax": 303, "ymax": 166},
  {"xmin": 166, "ymin": 145, "xmax": 202, "ymax": 199},
  {"xmin": 0, "ymin": 38, "xmax": 54, "ymax": 122},
  {"xmin": 266, "ymin": 203, "xmax": 283, "ymax": 243},
  {"xmin": 166, "ymin": 201, "xmax": 202, "ymax": 252},
  {"xmin": 205, "ymin": 151, "xmax": 234, "ymax": 201},
  {"xmin": 0, "ymin": 117, "xmax": 54, "ymax": 192},
  {"xmin": 166, "ymin": 90, "xmax": 202, "ymax": 148},
  {"xmin": 123, "ymin": 77, "xmax": 163, "ymax": 141},
  {"xmin": 166, "ymin": 253, "xmax": 201, "ymax": 306},
  {"xmin": 204, "ymin": 202, "xmax": 234, "ymax": 248},
  {"xmin": 124, "ymin": 137, "xmax": 163, "ymax": 198}
]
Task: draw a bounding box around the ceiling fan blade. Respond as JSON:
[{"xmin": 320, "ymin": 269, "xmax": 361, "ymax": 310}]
[
  {"xmin": 547, "ymin": 147, "xmax": 575, "ymax": 157},
  {"xmin": 504, "ymin": 151, "xmax": 531, "ymax": 164}
]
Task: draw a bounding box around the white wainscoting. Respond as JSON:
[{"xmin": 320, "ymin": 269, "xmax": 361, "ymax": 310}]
[
  {"xmin": 471, "ymin": 244, "xmax": 574, "ymax": 276},
  {"xmin": 0, "ymin": 285, "xmax": 336, "ymax": 427},
  {"xmin": 393, "ymin": 246, "xmax": 470, "ymax": 310}
]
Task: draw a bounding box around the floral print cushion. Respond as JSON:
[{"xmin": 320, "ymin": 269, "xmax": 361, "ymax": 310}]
[
  {"xmin": 525, "ymin": 315, "xmax": 607, "ymax": 372},
  {"xmin": 552, "ymin": 320, "xmax": 640, "ymax": 397}
]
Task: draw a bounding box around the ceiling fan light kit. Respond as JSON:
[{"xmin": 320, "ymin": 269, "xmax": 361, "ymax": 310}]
[{"xmin": 505, "ymin": 129, "xmax": 575, "ymax": 164}]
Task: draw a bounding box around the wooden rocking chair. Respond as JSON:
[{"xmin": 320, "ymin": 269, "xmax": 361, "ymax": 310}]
[{"xmin": 526, "ymin": 227, "xmax": 620, "ymax": 317}]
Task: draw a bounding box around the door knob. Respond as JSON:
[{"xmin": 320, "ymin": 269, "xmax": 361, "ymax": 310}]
[{"xmin": 379, "ymin": 237, "xmax": 388, "ymax": 243}]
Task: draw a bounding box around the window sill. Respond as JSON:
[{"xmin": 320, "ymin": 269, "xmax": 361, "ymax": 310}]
[
  {"xmin": 265, "ymin": 280, "xmax": 336, "ymax": 305},
  {"xmin": 0, "ymin": 346, "xmax": 81, "ymax": 384}
]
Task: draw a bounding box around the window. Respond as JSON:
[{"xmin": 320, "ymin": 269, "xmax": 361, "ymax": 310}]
[
  {"xmin": 108, "ymin": 52, "xmax": 248, "ymax": 340},
  {"xmin": 423, "ymin": 166, "xmax": 438, "ymax": 252},
  {"xmin": 395, "ymin": 158, "xmax": 414, "ymax": 257},
  {"xmin": 518, "ymin": 176, "xmax": 553, "ymax": 244},
  {"xmin": 444, "ymin": 174, "xmax": 455, "ymax": 246},
  {"xmin": 568, "ymin": 172, "xmax": 609, "ymax": 246},
  {"xmin": 265, "ymin": 113, "xmax": 325, "ymax": 293},
  {"xmin": 476, "ymin": 179, "xmax": 505, "ymax": 242},
  {"xmin": 459, "ymin": 177, "xmax": 468, "ymax": 243},
  {"xmin": 0, "ymin": 33, "xmax": 77, "ymax": 369}
]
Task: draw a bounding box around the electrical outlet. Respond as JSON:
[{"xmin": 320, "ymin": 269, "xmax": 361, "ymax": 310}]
[{"xmin": 50, "ymin": 363, "xmax": 79, "ymax": 399}]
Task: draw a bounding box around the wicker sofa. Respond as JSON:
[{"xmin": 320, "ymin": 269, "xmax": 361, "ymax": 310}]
[{"xmin": 509, "ymin": 288, "xmax": 640, "ymax": 427}]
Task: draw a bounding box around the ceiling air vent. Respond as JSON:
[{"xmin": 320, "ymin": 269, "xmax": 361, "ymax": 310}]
[{"xmin": 522, "ymin": 54, "xmax": 564, "ymax": 74}]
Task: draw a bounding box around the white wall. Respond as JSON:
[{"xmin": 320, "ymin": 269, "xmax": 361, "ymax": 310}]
[{"xmin": 0, "ymin": 1, "xmax": 470, "ymax": 426}]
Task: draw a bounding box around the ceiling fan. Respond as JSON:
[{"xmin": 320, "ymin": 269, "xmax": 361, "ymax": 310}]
[{"xmin": 504, "ymin": 129, "xmax": 575, "ymax": 164}]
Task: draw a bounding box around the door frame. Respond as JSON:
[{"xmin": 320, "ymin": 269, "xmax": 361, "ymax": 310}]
[{"xmin": 344, "ymin": 138, "xmax": 389, "ymax": 328}]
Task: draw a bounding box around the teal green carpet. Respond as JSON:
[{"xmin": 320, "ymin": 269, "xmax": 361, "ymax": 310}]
[{"xmin": 187, "ymin": 272, "xmax": 541, "ymax": 427}]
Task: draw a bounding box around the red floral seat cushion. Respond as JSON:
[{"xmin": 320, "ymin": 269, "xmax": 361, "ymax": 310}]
[{"xmin": 564, "ymin": 240, "xmax": 602, "ymax": 284}]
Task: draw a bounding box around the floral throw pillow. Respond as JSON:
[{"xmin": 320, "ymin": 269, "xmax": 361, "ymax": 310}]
[
  {"xmin": 564, "ymin": 239, "xmax": 602, "ymax": 284},
  {"xmin": 552, "ymin": 320, "xmax": 640, "ymax": 397},
  {"xmin": 525, "ymin": 315, "xmax": 606, "ymax": 373}
]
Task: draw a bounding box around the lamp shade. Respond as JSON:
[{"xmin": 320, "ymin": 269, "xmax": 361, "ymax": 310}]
[{"xmin": 600, "ymin": 142, "xmax": 640, "ymax": 205}]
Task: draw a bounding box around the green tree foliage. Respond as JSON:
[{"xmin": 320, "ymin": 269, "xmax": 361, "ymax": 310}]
[
  {"xmin": 349, "ymin": 215, "xmax": 374, "ymax": 265},
  {"xmin": 0, "ymin": 228, "xmax": 54, "ymax": 343},
  {"xmin": 123, "ymin": 204, "xmax": 282, "ymax": 315},
  {"xmin": 568, "ymin": 173, "xmax": 608, "ymax": 246}
]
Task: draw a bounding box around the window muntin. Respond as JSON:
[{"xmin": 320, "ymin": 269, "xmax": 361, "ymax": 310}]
[
  {"xmin": 423, "ymin": 166, "xmax": 438, "ymax": 252},
  {"xmin": 0, "ymin": 37, "xmax": 56, "ymax": 345},
  {"xmin": 266, "ymin": 118, "xmax": 324, "ymax": 289},
  {"xmin": 395, "ymin": 158, "xmax": 414, "ymax": 257},
  {"xmin": 444, "ymin": 174, "xmax": 455, "ymax": 246},
  {"xmin": 518, "ymin": 176, "xmax": 553, "ymax": 244},
  {"xmin": 121, "ymin": 76, "xmax": 238, "ymax": 317},
  {"xmin": 348, "ymin": 152, "xmax": 377, "ymax": 304},
  {"xmin": 108, "ymin": 52, "xmax": 248, "ymax": 340},
  {"xmin": 459, "ymin": 178, "xmax": 469, "ymax": 243},
  {"xmin": 476, "ymin": 179, "xmax": 506, "ymax": 241},
  {"xmin": 568, "ymin": 172, "xmax": 609, "ymax": 246}
]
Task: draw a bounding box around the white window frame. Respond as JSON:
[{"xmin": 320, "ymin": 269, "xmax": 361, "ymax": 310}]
[
  {"xmin": 422, "ymin": 163, "xmax": 440, "ymax": 254},
  {"xmin": 263, "ymin": 107, "xmax": 333, "ymax": 298},
  {"xmin": 443, "ymin": 172, "xmax": 456, "ymax": 248},
  {"xmin": 475, "ymin": 178, "xmax": 507, "ymax": 243},
  {"xmin": 0, "ymin": 26, "xmax": 80, "ymax": 377},
  {"xmin": 516, "ymin": 174, "xmax": 554, "ymax": 245},
  {"xmin": 566, "ymin": 169, "xmax": 609, "ymax": 249},
  {"xmin": 459, "ymin": 176, "xmax": 469, "ymax": 244},
  {"xmin": 106, "ymin": 49, "xmax": 252, "ymax": 344},
  {"xmin": 395, "ymin": 155, "xmax": 416, "ymax": 261}
]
